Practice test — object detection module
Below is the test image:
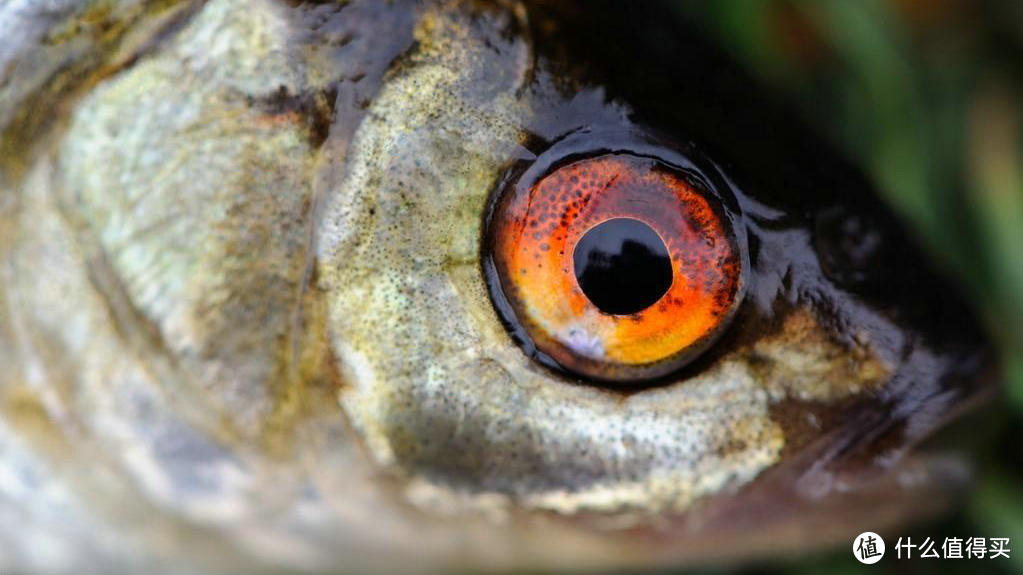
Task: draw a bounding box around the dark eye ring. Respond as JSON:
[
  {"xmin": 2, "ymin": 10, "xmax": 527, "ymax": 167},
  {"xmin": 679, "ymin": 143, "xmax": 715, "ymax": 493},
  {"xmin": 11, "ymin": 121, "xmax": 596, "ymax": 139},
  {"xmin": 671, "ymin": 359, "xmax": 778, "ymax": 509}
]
[{"xmin": 483, "ymin": 129, "xmax": 749, "ymax": 384}]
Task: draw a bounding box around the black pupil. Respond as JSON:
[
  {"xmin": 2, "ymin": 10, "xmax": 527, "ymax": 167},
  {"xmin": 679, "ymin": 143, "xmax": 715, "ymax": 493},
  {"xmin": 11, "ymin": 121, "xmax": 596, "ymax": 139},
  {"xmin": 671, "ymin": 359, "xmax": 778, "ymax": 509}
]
[{"xmin": 573, "ymin": 218, "xmax": 673, "ymax": 315}]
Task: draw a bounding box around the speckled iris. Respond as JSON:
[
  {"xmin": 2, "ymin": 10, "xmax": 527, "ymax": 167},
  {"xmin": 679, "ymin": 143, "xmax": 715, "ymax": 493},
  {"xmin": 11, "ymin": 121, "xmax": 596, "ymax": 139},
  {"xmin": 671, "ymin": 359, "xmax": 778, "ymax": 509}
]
[{"xmin": 487, "ymin": 153, "xmax": 745, "ymax": 382}]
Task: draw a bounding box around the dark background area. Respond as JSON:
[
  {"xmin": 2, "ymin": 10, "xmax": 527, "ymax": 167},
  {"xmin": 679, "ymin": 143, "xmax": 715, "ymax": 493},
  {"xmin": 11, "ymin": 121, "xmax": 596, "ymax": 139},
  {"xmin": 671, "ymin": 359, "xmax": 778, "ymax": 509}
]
[{"xmin": 670, "ymin": 1, "xmax": 1023, "ymax": 573}]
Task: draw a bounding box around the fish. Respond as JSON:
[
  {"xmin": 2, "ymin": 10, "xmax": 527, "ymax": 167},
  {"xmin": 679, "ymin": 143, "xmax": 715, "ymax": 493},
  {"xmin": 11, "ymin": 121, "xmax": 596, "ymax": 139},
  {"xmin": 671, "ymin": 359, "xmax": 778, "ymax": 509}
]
[{"xmin": 0, "ymin": 0, "xmax": 996, "ymax": 572}]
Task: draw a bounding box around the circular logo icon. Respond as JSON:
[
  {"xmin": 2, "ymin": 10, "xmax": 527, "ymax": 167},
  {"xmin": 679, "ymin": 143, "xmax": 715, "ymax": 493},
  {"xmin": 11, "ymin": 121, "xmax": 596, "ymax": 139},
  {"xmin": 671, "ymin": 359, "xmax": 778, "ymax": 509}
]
[{"xmin": 853, "ymin": 531, "xmax": 886, "ymax": 564}]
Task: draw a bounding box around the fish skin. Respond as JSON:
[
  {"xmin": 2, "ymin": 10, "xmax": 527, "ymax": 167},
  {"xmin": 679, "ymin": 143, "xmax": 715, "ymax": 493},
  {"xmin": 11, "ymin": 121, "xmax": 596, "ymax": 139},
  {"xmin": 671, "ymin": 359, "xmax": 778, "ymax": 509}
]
[{"xmin": 0, "ymin": 0, "xmax": 996, "ymax": 573}]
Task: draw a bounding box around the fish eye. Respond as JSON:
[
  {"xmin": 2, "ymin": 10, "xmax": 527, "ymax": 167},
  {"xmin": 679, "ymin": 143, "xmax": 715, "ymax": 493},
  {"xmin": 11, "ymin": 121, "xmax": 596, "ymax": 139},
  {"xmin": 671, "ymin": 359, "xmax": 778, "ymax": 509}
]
[{"xmin": 484, "ymin": 143, "xmax": 747, "ymax": 383}]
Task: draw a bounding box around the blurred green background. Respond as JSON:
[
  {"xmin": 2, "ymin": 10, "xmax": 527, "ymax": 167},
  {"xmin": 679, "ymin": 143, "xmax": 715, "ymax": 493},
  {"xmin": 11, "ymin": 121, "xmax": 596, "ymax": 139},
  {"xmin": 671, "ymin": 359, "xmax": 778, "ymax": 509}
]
[{"xmin": 670, "ymin": 0, "xmax": 1023, "ymax": 573}]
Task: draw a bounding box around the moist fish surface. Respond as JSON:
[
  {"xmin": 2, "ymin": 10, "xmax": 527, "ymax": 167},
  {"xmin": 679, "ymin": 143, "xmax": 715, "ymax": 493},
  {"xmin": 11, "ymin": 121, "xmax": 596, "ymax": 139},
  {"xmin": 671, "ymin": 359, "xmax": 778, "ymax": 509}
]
[{"xmin": 0, "ymin": 0, "xmax": 995, "ymax": 573}]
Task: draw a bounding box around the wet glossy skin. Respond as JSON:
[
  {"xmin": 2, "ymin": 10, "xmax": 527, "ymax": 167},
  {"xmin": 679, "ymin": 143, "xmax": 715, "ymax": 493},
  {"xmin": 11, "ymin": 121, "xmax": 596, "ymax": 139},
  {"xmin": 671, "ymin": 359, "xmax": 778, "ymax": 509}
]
[{"xmin": 0, "ymin": 1, "xmax": 995, "ymax": 573}]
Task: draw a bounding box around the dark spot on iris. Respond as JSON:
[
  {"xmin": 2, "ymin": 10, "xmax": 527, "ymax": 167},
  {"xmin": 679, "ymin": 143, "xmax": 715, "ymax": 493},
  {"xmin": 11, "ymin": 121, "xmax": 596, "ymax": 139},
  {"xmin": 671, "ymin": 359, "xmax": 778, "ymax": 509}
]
[{"xmin": 573, "ymin": 218, "xmax": 672, "ymax": 315}]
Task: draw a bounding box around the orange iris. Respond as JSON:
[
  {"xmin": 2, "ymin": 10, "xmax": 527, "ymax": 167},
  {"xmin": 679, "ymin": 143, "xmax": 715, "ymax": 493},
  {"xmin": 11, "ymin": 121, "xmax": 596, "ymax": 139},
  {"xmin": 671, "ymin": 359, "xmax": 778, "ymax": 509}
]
[{"xmin": 486, "ymin": 153, "xmax": 745, "ymax": 382}]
